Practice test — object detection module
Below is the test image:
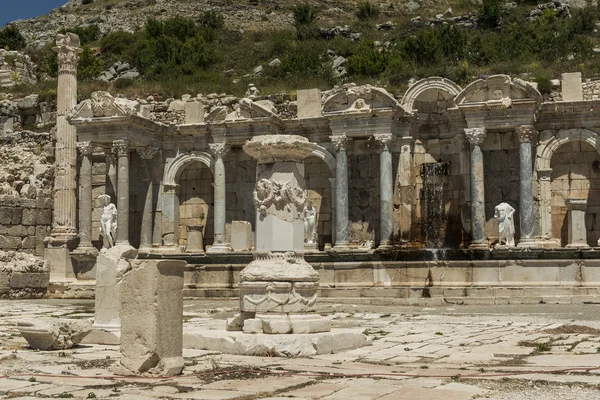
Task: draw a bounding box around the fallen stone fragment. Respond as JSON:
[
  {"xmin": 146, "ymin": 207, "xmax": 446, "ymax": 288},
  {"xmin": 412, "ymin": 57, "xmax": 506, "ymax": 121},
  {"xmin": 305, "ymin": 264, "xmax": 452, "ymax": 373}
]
[{"xmin": 18, "ymin": 318, "xmax": 92, "ymax": 350}]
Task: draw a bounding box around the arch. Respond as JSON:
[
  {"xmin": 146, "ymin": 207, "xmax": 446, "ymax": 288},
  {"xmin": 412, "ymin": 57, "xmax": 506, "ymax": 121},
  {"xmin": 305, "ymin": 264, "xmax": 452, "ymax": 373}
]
[
  {"xmin": 311, "ymin": 144, "xmax": 336, "ymax": 174},
  {"xmin": 163, "ymin": 152, "xmax": 215, "ymax": 188},
  {"xmin": 323, "ymin": 84, "xmax": 399, "ymax": 113},
  {"xmin": 401, "ymin": 77, "xmax": 462, "ymax": 114},
  {"xmin": 535, "ymin": 128, "xmax": 600, "ymax": 245},
  {"xmin": 455, "ymin": 74, "xmax": 542, "ymax": 108},
  {"xmin": 536, "ymin": 128, "xmax": 600, "ymax": 171}
]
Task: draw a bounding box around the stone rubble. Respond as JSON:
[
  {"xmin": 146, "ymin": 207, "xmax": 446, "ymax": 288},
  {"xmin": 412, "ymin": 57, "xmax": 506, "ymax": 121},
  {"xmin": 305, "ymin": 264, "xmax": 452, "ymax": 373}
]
[
  {"xmin": 98, "ymin": 61, "xmax": 140, "ymax": 82},
  {"xmin": 17, "ymin": 317, "xmax": 92, "ymax": 350},
  {"xmin": 0, "ymin": 50, "xmax": 37, "ymax": 88}
]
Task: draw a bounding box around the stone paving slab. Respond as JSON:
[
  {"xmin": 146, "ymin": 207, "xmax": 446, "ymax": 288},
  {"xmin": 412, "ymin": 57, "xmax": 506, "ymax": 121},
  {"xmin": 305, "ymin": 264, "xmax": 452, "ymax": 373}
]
[{"xmin": 2, "ymin": 300, "xmax": 600, "ymax": 399}]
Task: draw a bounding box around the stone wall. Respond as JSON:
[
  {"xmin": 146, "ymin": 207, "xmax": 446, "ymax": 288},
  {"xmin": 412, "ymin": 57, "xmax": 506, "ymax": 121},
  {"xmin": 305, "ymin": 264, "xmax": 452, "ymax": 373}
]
[
  {"xmin": 0, "ymin": 195, "xmax": 51, "ymax": 256},
  {"xmin": 550, "ymin": 141, "xmax": 600, "ymax": 246},
  {"xmin": 0, "ymin": 250, "xmax": 49, "ymax": 299}
]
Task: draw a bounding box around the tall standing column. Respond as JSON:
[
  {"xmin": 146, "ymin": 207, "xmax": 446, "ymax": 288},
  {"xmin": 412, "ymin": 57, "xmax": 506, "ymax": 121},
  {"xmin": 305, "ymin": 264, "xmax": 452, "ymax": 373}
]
[
  {"xmin": 331, "ymin": 135, "xmax": 351, "ymax": 250},
  {"xmin": 113, "ymin": 140, "xmax": 130, "ymax": 246},
  {"xmin": 207, "ymin": 143, "xmax": 232, "ymax": 253},
  {"xmin": 517, "ymin": 125, "xmax": 537, "ymax": 247},
  {"xmin": 465, "ymin": 128, "xmax": 488, "ymax": 249},
  {"xmin": 50, "ymin": 33, "xmax": 82, "ymax": 243},
  {"xmin": 76, "ymin": 141, "xmax": 94, "ymax": 250},
  {"xmin": 105, "ymin": 152, "xmax": 117, "ymax": 201},
  {"xmin": 137, "ymin": 147, "xmax": 158, "ymax": 250},
  {"xmin": 374, "ymin": 134, "xmax": 394, "ymax": 249}
]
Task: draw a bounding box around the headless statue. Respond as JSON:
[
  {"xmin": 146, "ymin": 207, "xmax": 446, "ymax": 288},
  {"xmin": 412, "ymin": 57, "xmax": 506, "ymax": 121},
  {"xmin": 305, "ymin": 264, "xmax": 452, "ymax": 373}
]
[
  {"xmin": 494, "ymin": 202, "xmax": 515, "ymax": 247},
  {"xmin": 98, "ymin": 194, "xmax": 117, "ymax": 250},
  {"xmin": 303, "ymin": 200, "xmax": 317, "ymax": 244}
]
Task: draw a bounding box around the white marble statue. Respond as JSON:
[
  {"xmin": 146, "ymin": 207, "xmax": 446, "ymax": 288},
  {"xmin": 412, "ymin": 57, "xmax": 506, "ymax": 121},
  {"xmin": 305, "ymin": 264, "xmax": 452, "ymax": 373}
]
[
  {"xmin": 303, "ymin": 200, "xmax": 317, "ymax": 244},
  {"xmin": 494, "ymin": 202, "xmax": 515, "ymax": 247},
  {"xmin": 98, "ymin": 194, "xmax": 117, "ymax": 249}
]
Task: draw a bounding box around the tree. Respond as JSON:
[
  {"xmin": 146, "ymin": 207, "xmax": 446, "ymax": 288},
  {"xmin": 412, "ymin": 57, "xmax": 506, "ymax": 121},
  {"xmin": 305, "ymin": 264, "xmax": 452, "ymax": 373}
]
[{"xmin": 0, "ymin": 25, "xmax": 26, "ymax": 51}]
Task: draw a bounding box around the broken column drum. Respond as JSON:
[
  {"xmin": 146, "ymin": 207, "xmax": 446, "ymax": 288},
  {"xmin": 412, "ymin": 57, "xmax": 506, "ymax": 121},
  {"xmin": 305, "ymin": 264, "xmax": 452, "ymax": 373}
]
[{"xmin": 240, "ymin": 135, "xmax": 320, "ymax": 315}]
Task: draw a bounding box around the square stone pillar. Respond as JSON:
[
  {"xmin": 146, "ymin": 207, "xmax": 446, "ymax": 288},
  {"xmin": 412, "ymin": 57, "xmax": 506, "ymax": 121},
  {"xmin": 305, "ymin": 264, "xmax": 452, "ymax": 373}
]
[
  {"xmin": 566, "ymin": 199, "xmax": 589, "ymax": 248},
  {"xmin": 118, "ymin": 259, "xmax": 187, "ymax": 375}
]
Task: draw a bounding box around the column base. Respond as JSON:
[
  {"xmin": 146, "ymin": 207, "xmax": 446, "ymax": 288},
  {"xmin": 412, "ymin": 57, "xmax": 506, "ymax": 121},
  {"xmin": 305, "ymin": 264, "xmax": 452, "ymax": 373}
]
[
  {"xmin": 566, "ymin": 243, "xmax": 591, "ymax": 249},
  {"xmin": 376, "ymin": 243, "xmax": 394, "ymax": 251},
  {"xmin": 468, "ymin": 242, "xmax": 489, "ymax": 250},
  {"xmin": 71, "ymin": 246, "xmax": 99, "ymax": 258},
  {"xmin": 331, "ymin": 242, "xmax": 352, "ymax": 252},
  {"xmin": 45, "ymin": 246, "xmax": 77, "ymax": 282},
  {"xmin": 517, "ymin": 238, "xmax": 538, "ymax": 248},
  {"xmin": 304, "ymin": 243, "xmax": 319, "ymax": 253},
  {"xmin": 206, "ymin": 243, "xmax": 233, "ymax": 254}
]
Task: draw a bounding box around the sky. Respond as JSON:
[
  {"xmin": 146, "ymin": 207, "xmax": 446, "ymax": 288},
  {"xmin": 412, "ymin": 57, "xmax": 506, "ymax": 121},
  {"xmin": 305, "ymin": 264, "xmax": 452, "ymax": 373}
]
[{"xmin": 1, "ymin": 0, "xmax": 67, "ymax": 28}]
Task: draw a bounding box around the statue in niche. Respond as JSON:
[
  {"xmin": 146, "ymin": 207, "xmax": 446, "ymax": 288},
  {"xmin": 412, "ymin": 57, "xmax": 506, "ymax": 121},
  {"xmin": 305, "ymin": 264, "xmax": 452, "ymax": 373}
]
[
  {"xmin": 303, "ymin": 200, "xmax": 317, "ymax": 244},
  {"xmin": 98, "ymin": 194, "xmax": 117, "ymax": 250},
  {"xmin": 494, "ymin": 202, "xmax": 515, "ymax": 247}
]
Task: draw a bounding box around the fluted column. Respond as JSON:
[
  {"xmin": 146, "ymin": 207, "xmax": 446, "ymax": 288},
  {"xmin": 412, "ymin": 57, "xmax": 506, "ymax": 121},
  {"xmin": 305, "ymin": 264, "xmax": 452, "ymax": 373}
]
[
  {"xmin": 113, "ymin": 140, "xmax": 130, "ymax": 246},
  {"xmin": 374, "ymin": 134, "xmax": 394, "ymax": 249},
  {"xmin": 76, "ymin": 142, "xmax": 94, "ymax": 250},
  {"xmin": 331, "ymin": 135, "xmax": 351, "ymax": 250},
  {"xmin": 465, "ymin": 128, "xmax": 488, "ymax": 249},
  {"xmin": 137, "ymin": 147, "xmax": 158, "ymax": 250},
  {"xmin": 207, "ymin": 143, "xmax": 232, "ymax": 253},
  {"xmin": 517, "ymin": 125, "xmax": 537, "ymax": 247},
  {"xmin": 50, "ymin": 33, "xmax": 82, "ymax": 244}
]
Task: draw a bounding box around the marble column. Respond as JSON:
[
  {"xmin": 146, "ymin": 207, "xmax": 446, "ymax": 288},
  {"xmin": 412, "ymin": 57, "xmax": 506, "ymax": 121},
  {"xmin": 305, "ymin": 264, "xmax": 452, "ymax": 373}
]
[
  {"xmin": 465, "ymin": 128, "xmax": 488, "ymax": 249},
  {"xmin": 113, "ymin": 140, "xmax": 130, "ymax": 246},
  {"xmin": 398, "ymin": 137, "xmax": 414, "ymax": 243},
  {"xmin": 50, "ymin": 33, "xmax": 82, "ymax": 244},
  {"xmin": 207, "ymin": 143, "xmax": 232, "ymax": 253},
  {"xmin": 517, "ymin": 125, "xmax": 537, "ymax": 247},
  {"xmin": 374, "ymin": 134, "xmax": 393, "ymax": 249},
  {"xmin": 566, "ymin": 199, "xmax": 590, "ymax": 248},
  {"xmin": 331, "ymin": 135, "xmax": 351, "ymax": 250},
  {"xmin": 105, "ymin": 152, "xmax": 117, "ymax": 201},
  {"xmin": 76, "ymin": 141, "xmax": 94, "ymax": 250},
  {"xmin": 137, "ymin": 147, "xmax": 158, "ymax": 250}
]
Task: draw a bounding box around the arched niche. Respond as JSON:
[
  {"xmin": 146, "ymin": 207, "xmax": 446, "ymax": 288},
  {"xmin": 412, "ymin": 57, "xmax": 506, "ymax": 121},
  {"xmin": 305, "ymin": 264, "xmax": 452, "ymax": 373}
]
[{"xmin": 401, "ymin": 77, "xmax": 461, "ymax": 114}]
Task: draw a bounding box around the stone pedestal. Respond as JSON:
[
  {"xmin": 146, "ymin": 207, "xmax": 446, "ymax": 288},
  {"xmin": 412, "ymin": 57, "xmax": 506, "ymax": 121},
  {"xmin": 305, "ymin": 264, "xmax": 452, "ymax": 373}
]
[
  {"xmin": 238, "ymin": 135, "xmax": 328, "ymax": 334},
  {"xmin": 117, "ymin": 259, "xmax": 187, "ymax": 376},
  {"xmin": 185, "ymin": 225, "xmax": 204, "ymax": 253},
  {"xmin": 566, "ymin": 199, "xmax": 590, "ymax": 248},
  {"xmin": 231, "ymin": 221, "xmax": 253, "ymax": 251}
]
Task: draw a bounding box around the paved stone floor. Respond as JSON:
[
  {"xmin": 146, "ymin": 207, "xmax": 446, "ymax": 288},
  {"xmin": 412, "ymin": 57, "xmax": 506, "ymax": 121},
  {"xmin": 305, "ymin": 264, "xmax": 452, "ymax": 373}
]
[{"xmin": 2, "ymin": 300, "xmax": 600, "ymax": 399}]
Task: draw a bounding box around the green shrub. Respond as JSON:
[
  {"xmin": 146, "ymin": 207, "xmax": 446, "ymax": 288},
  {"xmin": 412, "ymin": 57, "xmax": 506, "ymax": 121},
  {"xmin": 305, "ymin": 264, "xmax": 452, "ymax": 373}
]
[
  {"xmin": 293, "ymin": 3, "xmax": 318, "ymax": 25},
  {"xmin": 478, "ymin": 0, "xmax": 503, "ymax": 29},
  {"xmin": 347, "ymin": 45, "xmax": 388, "ymax": 77},
  {"xmin": 59, "ymin": 24, "xmax": 101, "ymax": 45},
  {"xmin": 356, "ymin": 1, "xmax": 380, "ymax": 20},
  {"xmin": 534, "ymin": 75, "xmax": 553, "ymax": 94},
  {"xmin": 0, "ymin": 25, "xmax": 26, "ymax": 51},
  {"xmin": 199, "ymin": 10, "xmax": 224, "ymax": 30},
  {"xmin": 403, "ymin": 29, "xmax": 440, "ymax": 66},
  {"xmin": 114, "ymin": 78, "xmax": 134, "ymax": 89},
  {"xmin": 82, "ymin": 0, "xmax": 94, "ymax": 4},
  {"xmin": 78, "ymin": 46, "xmax": 103, "ymax": 80}
]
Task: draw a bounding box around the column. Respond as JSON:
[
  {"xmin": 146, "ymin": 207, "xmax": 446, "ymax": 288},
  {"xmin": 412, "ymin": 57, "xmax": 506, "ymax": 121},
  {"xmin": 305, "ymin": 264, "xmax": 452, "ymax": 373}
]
[
  {"xmin": 398, "ymin": 137, "xmax": 414, "ymax": 243},
  {"xmin": 50, "ymin": 33, "xmax": 82, "ymax": 243},
  {"xmin": 76, "ymin": 141, "xmax": 94, "ymax": 250},
  {"xmin": 113, "ymin": 140, "xmax": 130, "ymax": 246},
  {"xmin": 207, "ymin": 143, "xmax": 232, "ymax": 253},
  {"xmin": 331, "ymin": 135, "xmax": 351, "ymax": 250},
  {"xmin": 105, "ymin": 152, "xmax": 117, "ymax": 201},
  {"xmin": 517, "ymin": 125, "xmax": 537, "ymax": 247},
  {"xmin": 137, "ymin": 147, "xmax": 158, "ymax": 250},
  {"xmin": 465, "ymin": 128, "xmax": 488, "ymax": 249},
  {"xmin": 374, "ymin": 134, "xmax": 393, "ymax": 249}
]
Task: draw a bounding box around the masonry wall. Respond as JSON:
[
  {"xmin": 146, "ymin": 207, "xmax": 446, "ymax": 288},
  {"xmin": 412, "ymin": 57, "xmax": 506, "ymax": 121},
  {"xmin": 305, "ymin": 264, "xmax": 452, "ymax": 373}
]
[{"xmin": 0, "ymin": 195, "xmax": 51, "ymax": 256}]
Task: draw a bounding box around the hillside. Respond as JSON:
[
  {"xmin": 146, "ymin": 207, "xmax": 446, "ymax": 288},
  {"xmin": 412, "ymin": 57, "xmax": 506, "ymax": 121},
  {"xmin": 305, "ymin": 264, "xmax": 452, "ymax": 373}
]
[{"xmin": 1, "ymin": 0, "xmax": 599, "ymax": 103}]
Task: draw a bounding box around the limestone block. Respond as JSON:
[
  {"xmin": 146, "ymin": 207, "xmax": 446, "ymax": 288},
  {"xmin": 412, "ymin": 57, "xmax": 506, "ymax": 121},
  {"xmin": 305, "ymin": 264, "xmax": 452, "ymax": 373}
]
[
  {"xmin": 231, "ymin": 221, "xmax": 253, "ymax": 251},
  {"xmin": 289, "ymin": 315, "xmax": 331, "ymax": 333},
  {"xmin": 297, "ymin": 89, "xmax": 322, "ymax": 119},
  {"xmin": 259, "ymin": 314, "xmax": 292, "ymax": 334},
  {"xmin": 242, "ymin": 318, "xmax": 263, "ymax": 334},
  {"xmin": 184, "ymin": 101, "xmax": 204, "ymax": 124},
  {"xmin": 18, "ymin": 318, "xmax": 92, "ymax": 350},
  {"xmin": 118, "ymin": 259, "xmax": 187, "ymax": 376},
  {"xmin": 562, "ymin": 72, "xmax": 583, "ymax": 101},
  {"xmin": 94, "ymin": 245, "xmax": 137, "ymax": 328},
  {"xmin": 10, "ymin": 272, "xmax": 49, "ymax": 289}
]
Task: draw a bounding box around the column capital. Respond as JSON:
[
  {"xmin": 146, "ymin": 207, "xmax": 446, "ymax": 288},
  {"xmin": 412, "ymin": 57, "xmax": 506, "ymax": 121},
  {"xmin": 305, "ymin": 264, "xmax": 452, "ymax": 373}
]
[
  {"xmin": 464, "ymin": 127, "xmax": 486, "ymax": 146},
  {"xmin": 516, "ymin": 125, "xmax": 537, "ymax": 143},
  {"xmin": 537, "ymin": 168, "xmax": 553, "ymax": 180},
  {"xmin": 53, "ymin": 33, "xmax": 82, "ymax": 71},
  {"xmin": 330, "ymin": 135, "xmax": 350, "ymax": 152},
  {"xmin": 373, "ymin": 134, "xmax": 393, "ymax": 151},
  {"xmin": 112, "ymin": 139, "xmax": 130, "ymax": 156},
  {"xmin": 76, "ymin": 141, "xmax": 93, "ymax": 155},
  {"xmin": 208, "ymin": 143, "xmax": 230, "ymax": 159},
  {"xmin": 137, "ymin": 146, "xmax": 159, "ymax": 160}
]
